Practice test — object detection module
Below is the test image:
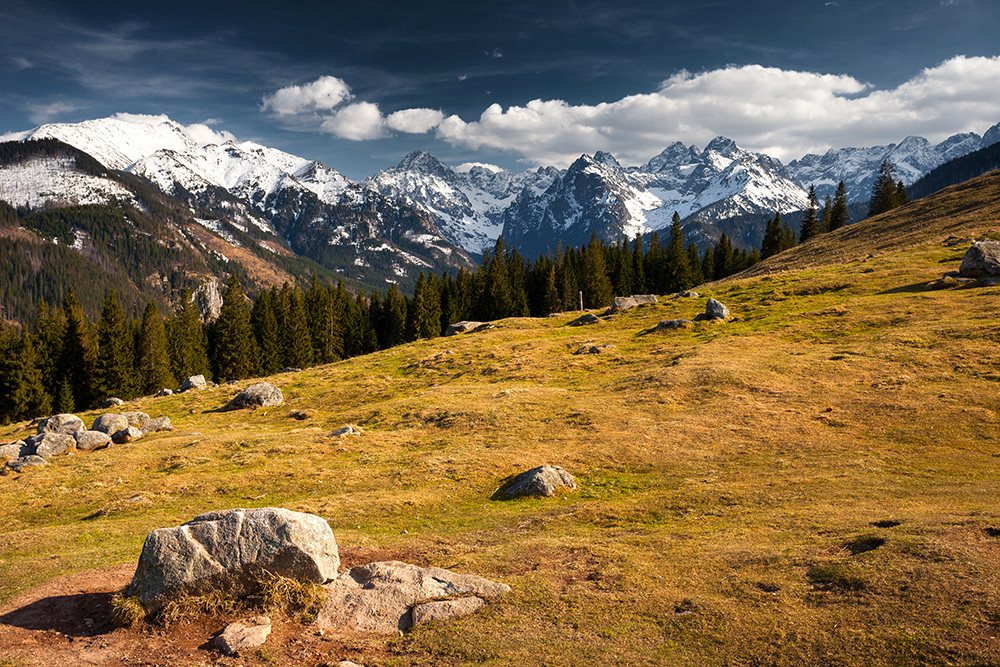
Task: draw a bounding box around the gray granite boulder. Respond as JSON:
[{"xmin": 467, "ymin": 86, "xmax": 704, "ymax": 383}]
[
  {"xmin": 502, "ymin": 465, "xmax": 578, "ymax": 498},
  {"xmin": 156, "ymin": 388, "xmax": 174, "ymax": 397},
  {"xmin": 316, "ymin": 561, "xmax": 509, "ymax": 633},
  {"xmin": 6, "ymin": 455, "xmax": 48, "ymax": 472},
  {"xmin": 119, "ymin": 412, "xmax": 150, "ymax": 427},
  {"xmin": 411, "ymin": 597, "xmax": 487, "ymax": 627},
  {"xmin": 959, "ymin": 240, "xmax": 1000, "ymax": 280},
  {"xmin": 127, "ymin": 507, "xmax": 339, "ymax": 613},
  {"xmin": 704, "ymin": 298, "xmax": 730, "ymax": 320},
  {"xmin": 92, "ymin": 413, "xmax": 130, "ymax": 435},
  {"xmin": 103, "ymin": 397, "xmax": 125, "ymax": 408},
  {"xmin": 75, "ymin": 430, "xmax": 112, "ymax": 452},
  {"xmin": 179, "ymin": 375, "xmax": 208, "ymax": 392},
  {"xmin": 30, "ymin": 432, "xmax": 76, "ymax": 458},
  {"xmin": 568, "ymin": 313, "xmax": 601, "ymax": 326},
  {"xmin": 444, "ymin": 321, "xmax": 484, "ymax": 336},
  {"xmin": 223, "ymin": 383, "xmax": 283, "ymax": 411},
  {"xmin": 36, "ymin": 413, "xmax": 83, "ymax": 435},
  {"xmin": 112, "ymin": 426, "xmax": 144, "ymax": 444},
  {"xmin": 140, "ymin": 416, "xmax": 174, "ymax": 434},
  {"xmin": 656, "ymin": 319, "xmax": 693, "ymax": 330},
  {"xmin": 330, "ymin": 425, "xmax": 362, "ymax": 438},
  {"xmin": 214, "ymin": 616, "xmax": 272, "ymax": 656},
  {"xmin": 0, "ymin": 441, "xmax": 30, "ymax": 460},
  {"xmin": 610, "ymin": 296, "xmax": 639, "ymax": 312}
]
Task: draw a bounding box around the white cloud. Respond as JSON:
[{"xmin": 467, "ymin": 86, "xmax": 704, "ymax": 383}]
[
  {"xmin": 320, "ymin": 102, "xmax": 386, "ymax": 140},
  {"xmin": 386, "ymin": 108, "xmax": 445, "ymax": 134},
  {"xmin": 27, "ymin": 100, "xmax": 80, "ymax": 123},
  {"xmin": 181, "ymin": 121, "xmax": 236, "ymax": 146},
  {"xmin": 429, "ymin": 56, "xmax": 1000, "ymax": 166},
  {"xmin": 261, "ymin": 75, "xmax": 352, "ymax": 116}
]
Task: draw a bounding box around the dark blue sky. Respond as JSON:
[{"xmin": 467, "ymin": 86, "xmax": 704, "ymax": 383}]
[{"xmin": 1, "ymin": 0, "xmax": 998, "ymax": 178}]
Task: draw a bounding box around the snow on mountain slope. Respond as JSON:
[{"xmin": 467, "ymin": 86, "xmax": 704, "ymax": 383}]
[{"xmin": 0, "ymin": 156, "xmax": 136, "ymax": 209}]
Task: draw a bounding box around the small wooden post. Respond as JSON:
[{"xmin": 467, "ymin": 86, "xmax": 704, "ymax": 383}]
[{"xmin": 578, "ymin": 290, "xmax": 583, "ymax": 311}]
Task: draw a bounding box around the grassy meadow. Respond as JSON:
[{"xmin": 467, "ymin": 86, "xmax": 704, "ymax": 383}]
[{"xmin": 2, "ymin": 173, "xmax": 1000, "ymax": 666}]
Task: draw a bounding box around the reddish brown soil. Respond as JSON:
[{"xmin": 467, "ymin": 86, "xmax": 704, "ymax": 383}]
[{"xmin": 0, "ymin": 547, "xmax": 417, "ymax": 667}]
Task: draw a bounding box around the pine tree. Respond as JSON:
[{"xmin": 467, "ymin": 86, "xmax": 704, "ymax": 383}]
[
  {"xmin": 631, "ymin": 234, "xmax": 646, "ymax": 293},
  {"xmin": 478, "ymin": 240, "xmax": 514, "ymax": 320},
  {"xmin": 581, "ymin": 234, "xmax": 613, "ymax": 308},
  {"xmin": 250, "ymin": 287, "xmax": 281, "ymax": 375},
  {"xmin": 213, "ymin": 274, "xmax": 257, "ymax": 381},
  {"xmin": 380, "ymin": 284, "xmax": 407, "ymax": 348},
  {"xmin": 136, "ymin": 302, "xmax": 174, "ymax": 395},
  {"xmin": 664, "ymin": 211, "xmax": 692, "ymax": 292},
  {"xmin": 171, "ymin": 287, "xmax": 211, "ymax": 380},
  {"xmin": 686, "ymin": 243, "xmax": 704, "ymax": 286},
  {"xmin": 829, "ymin": 181, "xmax": 850, "ymax": 231},
  {"xmin": 799, "ymin": 186, "xmax": 820, "ymax": 243},
  {"xmin": 701, "ymin": 246, "xmax": 715, "ymax": 284},
  {"xmin": 53, "ymin": 378, "xmax": 75, "ymax": 414},
  {"xmin": 761, "ymin": 213, "xmax": 783, "ymax": 259},
  {"xmin": 277, "ymin": 283, "xmax": 312, "ymax": 369},
  {"xmin": 819, "ymin": 195, "xmax": 832, "ymax": 235},
  {"xmin": 58, "ymin": 287, "xmax": 96, "ymax": 410},
  {"xmin": 95, "ymin": 289, "xmax": 135, "ymax": 400},
  {"xmin": 868, "ymin": 160, "xmax": 908, "ymax": 217},
  {"xmin": 33, "ymin": 299, "xmax": 64, "ymax": 400},
  {"xmin": 712, "ymin": 233, "xmax": 733, "ymax": 280}
]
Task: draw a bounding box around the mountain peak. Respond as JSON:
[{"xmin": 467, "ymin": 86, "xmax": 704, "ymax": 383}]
[
  {"xmin": 592, "ymin": 151, "xmax": 621, "ymax": 168},
  {"xmin": 396, "ymin": 150, "xmax": 451, "ymax": 177},
  {"xmin": 704, "ymin": 136, "xmax": 738, "ymax": 155}
]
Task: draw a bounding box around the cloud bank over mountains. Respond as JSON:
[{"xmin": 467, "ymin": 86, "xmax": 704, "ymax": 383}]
[{"xmin": 263, "ymin": 56, "xmax": 1000, "ymax": 167}]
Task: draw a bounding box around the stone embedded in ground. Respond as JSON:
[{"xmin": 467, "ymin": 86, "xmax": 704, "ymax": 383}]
[
  {"xmin": 111, "ymin": 426, "xmax": 143, "ymax": 444},
  {"xmin": 705, "ymin": 298, "xmax": 731, "ymax": 320},
  {"xmin": 289, "ymin": 410, "xmax": 315, "ymax": 420},
  {"xmin": 36, "ymin": 414, "xmax": 83, "ymax": 435},
  {"xmin": 179, "ymin": 375, "xmax": 208, "ymax": 392},
  {"xmin": 411, "ymin": 597, "xmax": 487, "ymax": 627},
  {"xmin": 214, "ymin": 615, "xmax": 272, "ymax": 656},
  {"xmin": 281, "ymin": 367, "xmax": 302, "ymax": 373},
  {"xmin": 316, "ymin": 561, "xmax": 510, "ymax": 634},
  {"xmin": 444, "ymin": 320, "xmax": 484, "ymax": 336},
  {"xmin": 656, "ymin": 319, "xmax": 693, "ymax": 330},
  {"xmin": 568, "ymin": 313, "xmax": 601, "ymax": 326},
  {"xmin": 156, "ymin": 388, "xmax": 173, "ymax": 397},
  {"xmin": 330, "ymin": 425, "xmax": 362, "ymax": 438},
  {"xmin": 140, "ymin": 417, "xmax": 174, "ymax": 434},
  {"xmin": 959, "ymin": 239, "xmax": 1000, "ymax": 279},
  {"xmin": 0, "ymin": 441, "xmax": 30, "ymax": 460},
  {"xmin": 672, "ymin": 291, "xmax": 699, "ymax": 299},
  {"xmin": 29, "ymin": 432, "xmax": 77, "ymax": 458},
  {"xmin": 575, "ymin": 344, "xmax": 617, "ymax": 355},
  {"xmin": 74, "ymin": 430, "xmax": 112, "ymax": 452},
  {"xmin": 92, "ymin": 413, "xmax": 130, "ymax": 435},
  {"xmin": 502, "ymin": 465, "xmax": 578, "ymax": 498},
  {"xmin": 102, "ymin": 397, "xmax": 125, "ymax": 408},
  {"xmin": 223, "ymin": 382, "xmax": 284, "ymax": 411},
  {"xmin": 127, "ymin": 507, "xmax": 339, "ymax": 613},
  {"xmin": 610, "ymin": 296, "xmax": 639, "ymax": 313},
  {"xmin": 6, "ymin": 455, "xmax": 48, "ymax": 472},
  {"xmin": 119, "ymin": 412, "xmax": 150, "ymax": 427}
]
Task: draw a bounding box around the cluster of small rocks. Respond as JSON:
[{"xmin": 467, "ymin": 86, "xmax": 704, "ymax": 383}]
[{"xmin": 2, "ymin": 410, "xmax": 175, "ymax": 473}]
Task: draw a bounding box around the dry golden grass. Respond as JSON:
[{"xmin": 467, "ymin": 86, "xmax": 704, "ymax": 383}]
[{"xmin": 3, "ymin": 171, "xmax": 1000, "ymax": 665}]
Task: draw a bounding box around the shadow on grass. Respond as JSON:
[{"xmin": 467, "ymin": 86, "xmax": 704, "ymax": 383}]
[
  {"xmin": 489, "ymin": 473, "xmax": 521, "ymax": 501},
  {"xmin": 0, "ymin": 590, "xmax": 117, "ymax": 637}
]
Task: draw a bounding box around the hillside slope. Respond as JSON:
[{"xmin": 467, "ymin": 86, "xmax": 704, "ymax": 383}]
[{"xmin": 1, "ymin": 174, "xmax": 999, "ymax": 666}]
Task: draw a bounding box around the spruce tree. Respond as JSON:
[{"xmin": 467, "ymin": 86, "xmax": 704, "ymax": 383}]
[
  {"xmin": 250, "ymin": 287, "xmax": 281, "ymax": 375},
  {"xmin": 581, "ymin": 235, "xmax": 613, "ymax": 308},
  {"xmin": 761, "ymin": 213, "xmax": 783, "ymax": 259},
  {"xmin": 829, "ymin": 181, "xmax": 850, "ymax": 231},
  {"xmin": 686, "ymin": 243, "xmax": 704, "ymax": 286},
  {"xmin": 58, "ymin": 287, "xmax": 96, "ymax": 410},
  {"xmin": 799, "ymin": 186, "xmax": 820, "ymax": 243},
  {"xmin": 664, "ymin": 211, "xmax": 692, "ymax": 292},
  {"xmin": 819, "ymin": 195, "xmax": 832, "ymax": 234},
  {"xmin": 381, "ymin": 284, "xmax": 407, "ymax": 348},
  {"xmin": 631, "ymin": 234, "xmax": 646, "ymax": 293},
  {"xmin": 136, "ymin": 302, "xmax": 174, "ymax": 395},
  {"xmin": 868, "ymin": 160, "xmax": 908, "ymax": 217},
  {"xmin": 213, "ymin": 274, "xmax": 257, "ymax": 381},
  {"xmin": 95, "ymin": 289, "xmax": 135, "ymax": 400},
  {"xmin": 712, "ymin": 233, "xmax": 733, "ymax": 280}
]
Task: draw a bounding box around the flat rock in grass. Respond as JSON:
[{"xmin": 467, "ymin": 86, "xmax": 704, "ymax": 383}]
[
  {"xmin": 223, "ymin": 382, "xmax": 283, "ymax": 411},
  {"xmin": 610, "ymin": 296, "xmax": 639, "ymax": 312},
  {"xmin": 574, "ymin": 344, "xmax": 616, "ymax": 355},
  {"xmin": 92, "ymin": 413, "xmax": 130, "ymax": 435},
  {"xmin": 0, "ymin": 441, "xmax": 30, "ymax": 460},
  {"xmin": 289, "ymin": 410, "xmax": 315, "ymax": 420},
  {"xmin": 567, "ymin": 313, "xmax": 601, "ymax": 326},
  {"xmin": 111, "ymin": 426, "xmax": 143, "ymax": 444},
  {"xmin": 444, "ymin": 320, "xmax": 483, "ymax": 336},
  {"xmin": 102, "ymin": 397, "xmax": 125, "ymax": 408},
  {"xmin": 6, "ymin": 455, "xmax": 48, "ymax": 472},
  {"xmin": 127, "ymin": 507, "xmax": 339, "ymax": 614},
  {"xmin": 140, "ymin": 416, "xmax": 174, "ymax": 434},
  {"xmin": 502, "ymin": 465, "xmax": 577, "ymax": 498},
  {"xmin": 330, "ymin": 425, "xmax": 362, "ymax": 438},
  {"xmin": 156, "ymin": 388, "xmax": 173, "ymax": 397},
  {"xmin": 672, "ymin": 291, "xmax": 699, "ymax": 299},
  {"xmin": 179, "ymin": 375, "xmax": 207, "ymax": 392},
  {"xmin": 316, "ymin": 561, "xmax": 510, "ymax": 633},
  {"xmin": 411, "ymin": 597, "xmax": 486, "ymax": 627},
  {"xmin": 119, "ymin": 412, "xmax": 150, "ymax": 427},
  {"xmin": 30, "ymin": 432, "xmax": 76, "ymax": 458},
  {"xmin": 214, "ymin": 615, "xmax": 272, "ymax": 656},
  {"xmin": 74, "ymin": 430, "xmax": 112, "ymax": 452},
  {"xmin": 959, "ymin": 240, "xmax": 1000, "ymax": 279},
  {"xmin": 656, "ymin": 319, "xmax": 693, "ymax": 330},
  {"xmin": 36, "ymin": 413, "xmax": 83, "ymax": 435}
]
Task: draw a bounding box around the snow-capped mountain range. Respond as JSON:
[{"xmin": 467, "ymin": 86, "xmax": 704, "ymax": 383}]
[{"xmin": 1, "ymin": 113, "xmax": 999, "ymax": 270}]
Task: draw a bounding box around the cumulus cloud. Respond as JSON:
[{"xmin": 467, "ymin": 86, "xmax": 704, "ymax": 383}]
[
  {"xmin": 386, "ymin": 108, "xmax": 445, "ymax": 134},
  {"xmin": 109, "ymin": 112, "xmax": 236, "ymax": 145},
  {"xmin": 431, "ymin": 56, "xmax": 1000, "ymax": 166},
  {"xmin": 320, "ymin": 102, "xmax": 387, "ymax": 141},
  {"xmin": 261, "ymin": 75, "xmax": 352, "ymax": 116},
  {"xmin": 27, "ymin": 100, "xmax": 80, "ymax": 123}
]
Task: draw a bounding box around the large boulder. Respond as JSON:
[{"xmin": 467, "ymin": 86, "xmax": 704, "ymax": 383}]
[
  {"xmin": 959, "ymin": 240, "xmax": 1000, "ymax": 280},
  {"xmin": 36, "ymin": 413, "xmax": 83, "ymax": 435},
  {"xmin": 112, "ymin": 426, "xmax": 144, "ymax": 444},
  {"xmin": 0, "ymin": 441, "xmax": 30, "ymax": 460},
  {"xmin": 28, "ymin": 432, "xmax": 76, "ymax": 458},
  {"xmin": 610, "ymin": 296, "xmax": 639, "ymax": 313},
  {"xmin": 179, "ymin": 375, "xmax": 208, "ymax": 392},
  {"xmin": 223, "ymin": 383, "xmax": 283, "ymax": 411},
  {"xmin": 501, "ymin": 465, "xmax": 578, "ymax": 498},
  {"xmin": 140, "ymin": 416, "xmax": 174, "ymax": 434},
  {"xmin": 127, "ymin": 508, "xmax": 339, "ymax": 613},
  {"xmin": 316, "ymin": 561, "xmax": 510, "ymax": 633},
  {"xmin": 74, "ymin": 430, "xmax": 112, "ymax": 452},
  {"xmin": 6, "ymin": 455, "xmax": 48, "ymax": 472},
  {"xmin": 697, "ymin": 298, "xmax": 730, "ymax": 321},
  {"xmin": 92, "ymin": 413, "xmax": 130, "ymax": 435}
]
